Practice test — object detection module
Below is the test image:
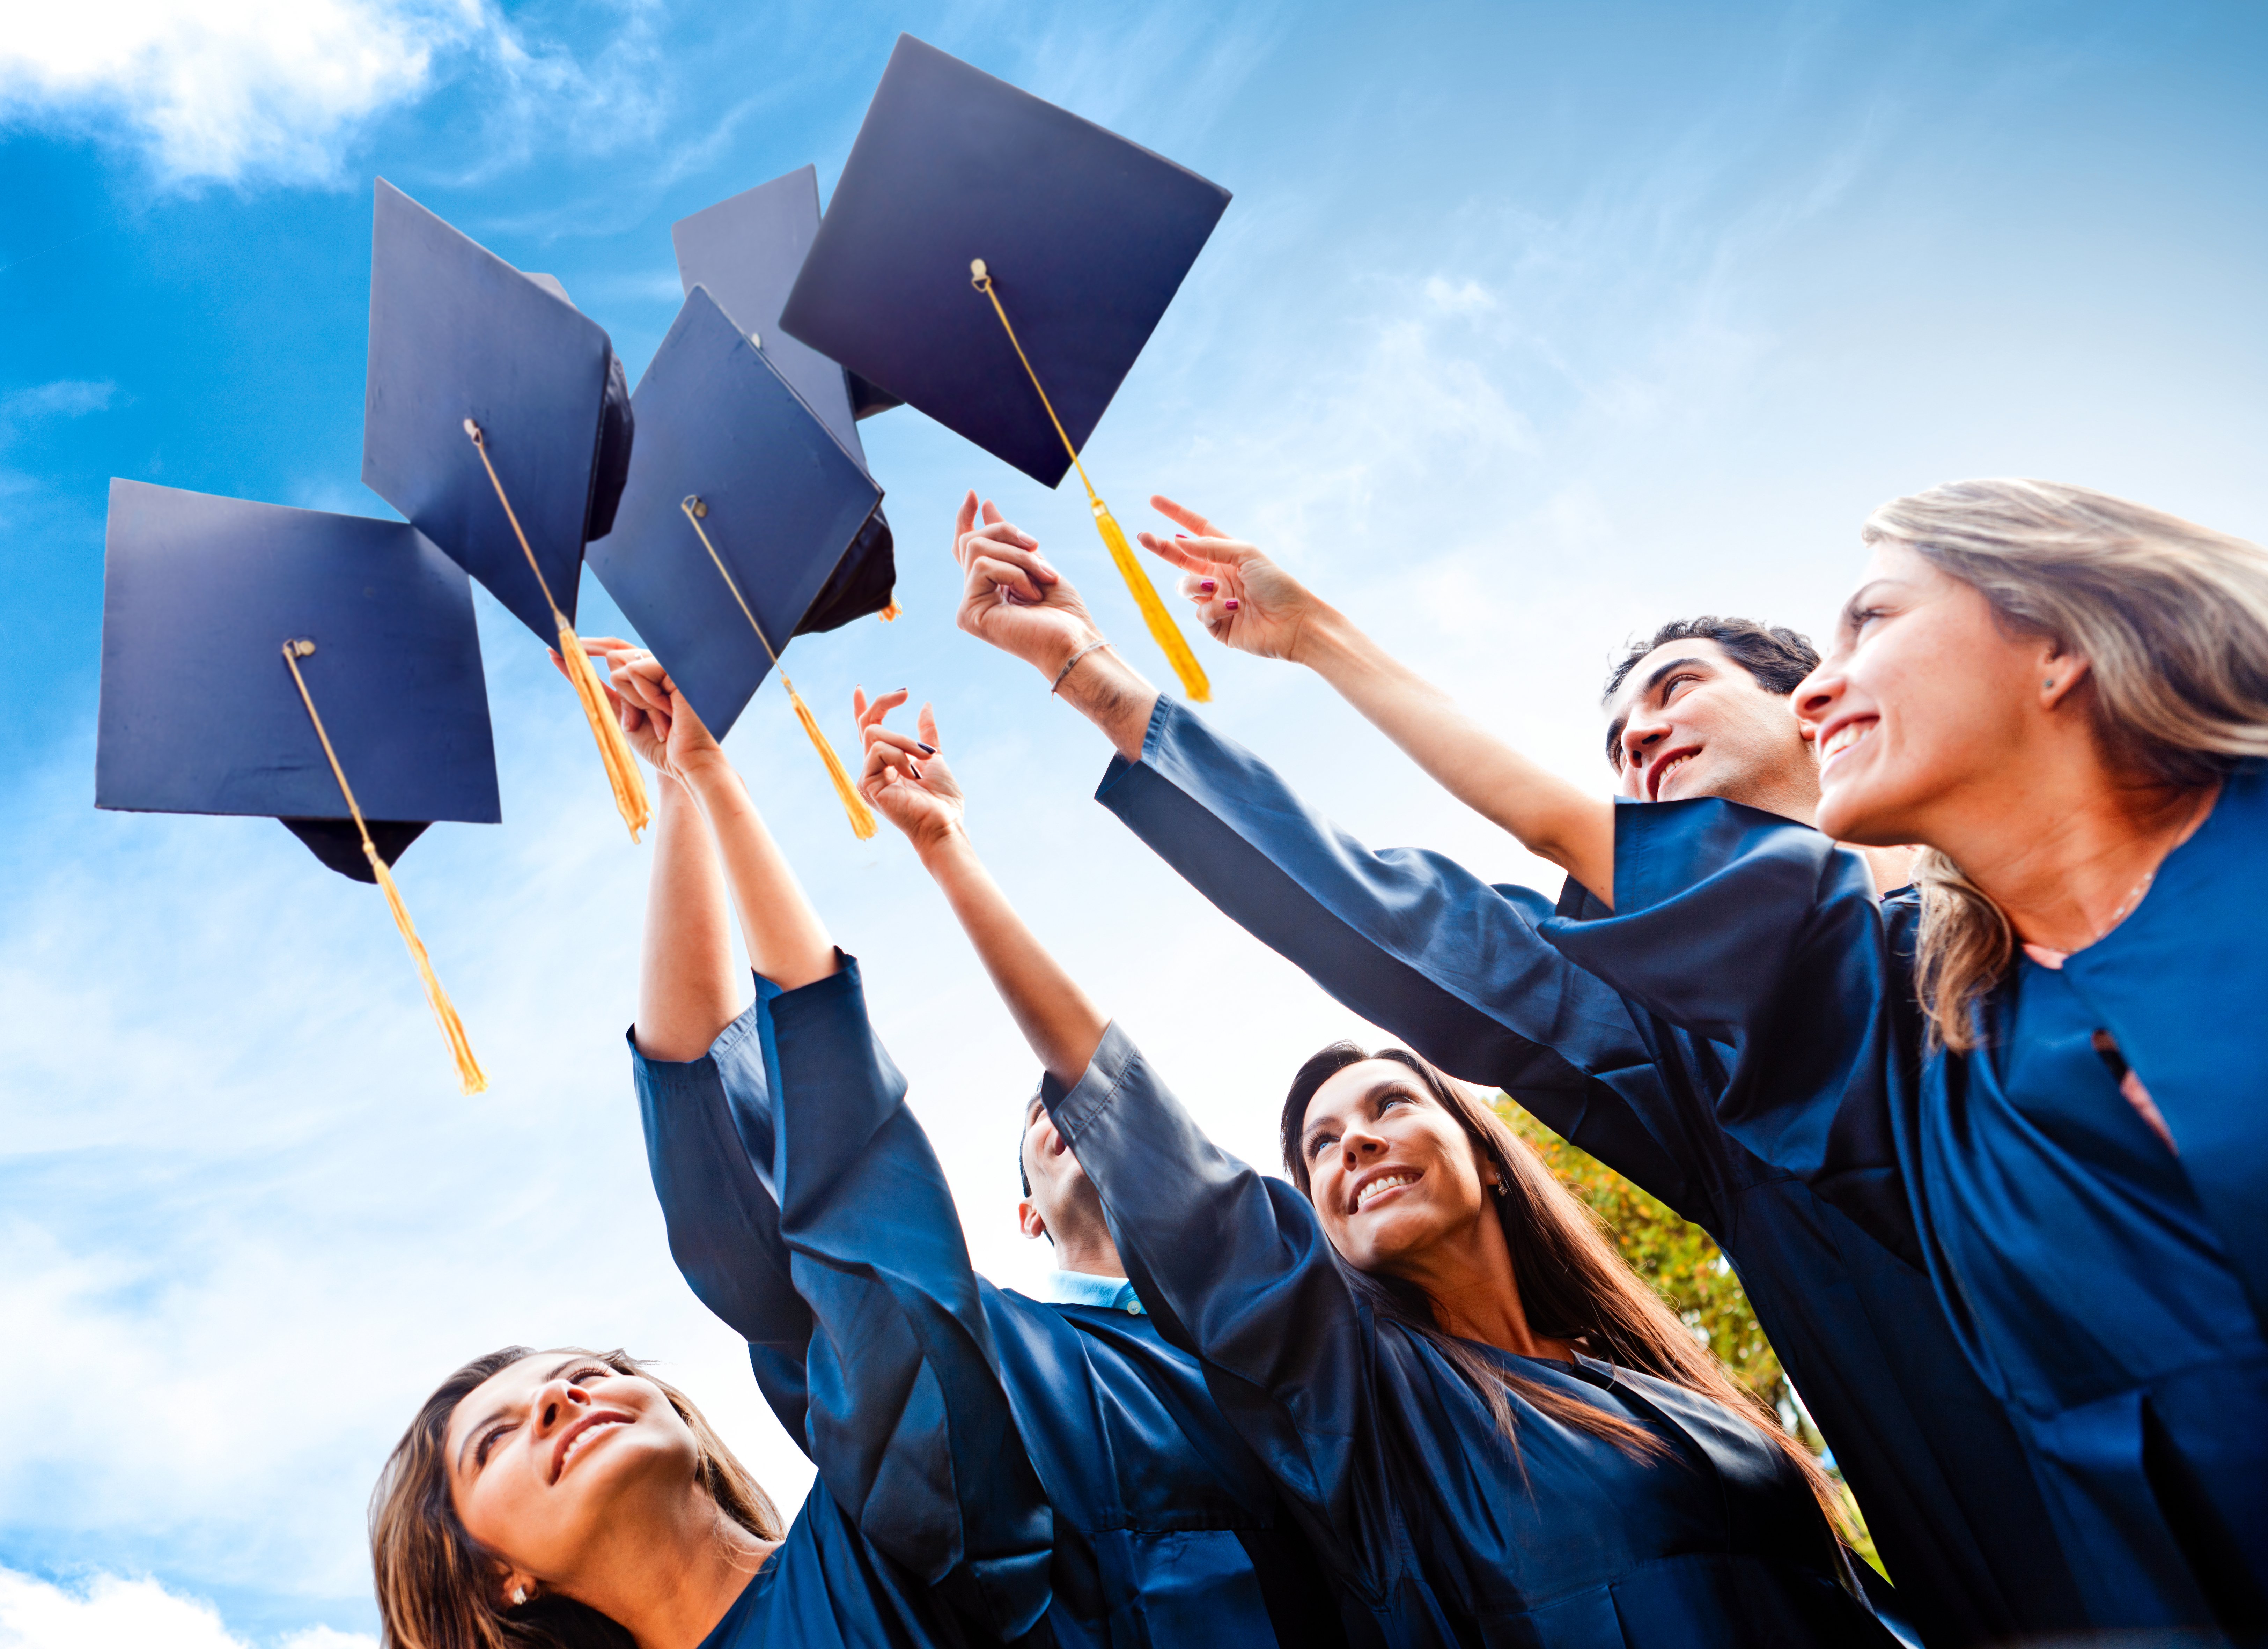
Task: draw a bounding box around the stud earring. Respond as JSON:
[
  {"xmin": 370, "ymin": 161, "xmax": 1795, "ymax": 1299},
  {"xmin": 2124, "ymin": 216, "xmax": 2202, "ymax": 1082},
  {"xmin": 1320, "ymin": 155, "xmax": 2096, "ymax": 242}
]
[
  {"xmin": 512, "ymin": 1585, "xmax": 529, "ymax": 1607},
  {"xmin": 2043, "ymin": 679, "xmax": 2055, "ymax": 690}
]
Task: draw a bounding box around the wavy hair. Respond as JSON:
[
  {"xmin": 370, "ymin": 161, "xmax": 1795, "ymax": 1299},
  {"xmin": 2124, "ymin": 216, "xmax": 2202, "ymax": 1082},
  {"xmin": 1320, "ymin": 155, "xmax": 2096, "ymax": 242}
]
[
  {"xmin": 1282, "ymin": 1044, "xmax": 1843, "ymax": 1535},
  {"xmin": 369, "ymin": 1346, "xmax": 782, "ymax": 1649},
  {"xmin": 1862, "ymin": 479, "xmax": 2268, "ymax": 1048}
]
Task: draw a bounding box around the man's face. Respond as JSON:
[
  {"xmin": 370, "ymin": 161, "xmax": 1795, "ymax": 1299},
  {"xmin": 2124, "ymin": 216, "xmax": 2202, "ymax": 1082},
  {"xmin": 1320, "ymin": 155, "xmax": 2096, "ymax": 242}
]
[{"xmin": 1603, "ymin": 637, "xmax": 1819, "ymax": 818}]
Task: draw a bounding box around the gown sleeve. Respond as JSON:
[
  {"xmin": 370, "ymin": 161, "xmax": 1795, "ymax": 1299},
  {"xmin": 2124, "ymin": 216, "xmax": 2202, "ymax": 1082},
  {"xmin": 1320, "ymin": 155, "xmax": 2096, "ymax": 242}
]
[
  {"xmin": 1539, "ymin": 797, "xmax": 1920, "ymax": 1256},
  {"xmin": 1038, "ymin": 1022, "xmax": 1381, "ymax": 1581},
  {"xmin": 1092, "ymin": 696, "xmax": 1710, "ymax": 1223},
  {"xmin": 633, "ymin": 961, "xmax": 1055, "ymax": 1640},
  {"xmin": 629, "ymin": 1010, "xmax": 812, "ymax": 1441}
]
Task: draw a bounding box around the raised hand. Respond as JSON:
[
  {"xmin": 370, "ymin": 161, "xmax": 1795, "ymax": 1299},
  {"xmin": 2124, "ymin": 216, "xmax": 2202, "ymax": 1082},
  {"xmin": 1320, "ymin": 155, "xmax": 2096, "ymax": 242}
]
[
  {"xmin": 1135, "ymin": 495, "xmax": 1323, "ymax": 664},
  {"xmin": 554, "ymin": 639, "xmax": 722, "ymax": 787},
  {"xmin": 951, "ymin": 489, "xmax": 1106, "ymax": 677},
  {"xmin": 855, "ymin": 687, "xmax": 965, "ymax": 855}
]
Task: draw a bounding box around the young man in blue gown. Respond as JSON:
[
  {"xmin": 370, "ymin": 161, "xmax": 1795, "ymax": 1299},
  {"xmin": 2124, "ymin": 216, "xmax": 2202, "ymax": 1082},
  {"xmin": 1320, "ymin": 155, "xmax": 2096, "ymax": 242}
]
[
  {"xmin": 608, "ymin": 644, "xmax": 1345, "ymax": 1649},
  {"xmin": 939, "ymin": 494, "xmax": 2090, "ymax": 1647}
]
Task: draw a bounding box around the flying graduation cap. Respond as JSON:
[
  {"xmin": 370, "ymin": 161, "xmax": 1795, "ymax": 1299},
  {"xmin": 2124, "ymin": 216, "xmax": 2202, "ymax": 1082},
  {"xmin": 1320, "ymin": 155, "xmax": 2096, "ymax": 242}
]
[
  {"xmin": 361, "ymin": 178, "xmax": 650, "ymax": 842},
  {"xmin": 670, "ymin": 164, "xmax": 900, "ymax": 633},
  {"xmin": 96, "ymin": 479, "xmax": 491, "ymax": 1093},
  {"xmin": 780, "ymin": 35, "xmax": 1231, "ymax": 701},
  {"xmin": 589, "ymin": 285, "xmax": 887, "ymax": 838}
]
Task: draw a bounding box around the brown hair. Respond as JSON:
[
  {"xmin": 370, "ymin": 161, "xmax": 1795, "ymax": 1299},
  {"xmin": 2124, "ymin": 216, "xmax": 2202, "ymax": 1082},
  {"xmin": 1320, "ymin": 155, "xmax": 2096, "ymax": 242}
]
[
  {"xmin": 1861, "ymin": 479, "xmax": 2268, "ymax": 1048},
  {"xmin": 369, "ymin": 1346, "xmax": 783, "ymax": 1649},
  {"xmin": 1283, "ymin": 1045, "xmax": 1844, "ymax": 1533}
]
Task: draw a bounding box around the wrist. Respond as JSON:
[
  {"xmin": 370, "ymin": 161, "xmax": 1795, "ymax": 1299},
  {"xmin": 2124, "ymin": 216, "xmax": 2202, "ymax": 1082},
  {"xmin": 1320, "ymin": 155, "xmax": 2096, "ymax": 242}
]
[
  {"xmin": 913, "ymin": 818, "xmax": 977, "ymax": 874},
  {"xmin": 676, "ymin": 754, "xmax": 744, "ymax": 806},
  {"xmin": 1286, "ymin": 599, "xmax": 1356, "ymax": 671}
]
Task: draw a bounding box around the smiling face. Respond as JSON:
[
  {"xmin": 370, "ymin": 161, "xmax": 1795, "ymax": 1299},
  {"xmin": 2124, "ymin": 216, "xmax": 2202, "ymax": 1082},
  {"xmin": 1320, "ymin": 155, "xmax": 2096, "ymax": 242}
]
[
  {"xmin": 445, "ymin": 1352, "xmax": 700, "ymax": 1596},
  {"xmin": 1604, "ymin": 638, "xmax": 1820, "ymax": 817},
  {"xmin": 1798, "ymin": 542, "xmax": 2059, "ymax": 845},
  {"xmin": 1296, "ymin": 1060, "xmax": 1502, "ymax": 1278}
]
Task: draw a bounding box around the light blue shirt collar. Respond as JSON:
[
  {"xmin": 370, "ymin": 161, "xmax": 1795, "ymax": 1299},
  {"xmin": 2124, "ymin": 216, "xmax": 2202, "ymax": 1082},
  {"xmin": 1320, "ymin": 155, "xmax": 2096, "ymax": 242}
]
[{"xmin": 1039, "ymin": 1270, "xmax": 1145, "ymax": 1315}]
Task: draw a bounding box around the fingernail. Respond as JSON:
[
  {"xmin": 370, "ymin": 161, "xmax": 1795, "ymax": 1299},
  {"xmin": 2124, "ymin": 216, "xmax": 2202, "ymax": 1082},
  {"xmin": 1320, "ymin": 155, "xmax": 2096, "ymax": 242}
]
[
  {"xmin": 909, "ymin": 763, "xmax": 925, "ymax": 780},
  {"xmin": 1199, "ymin": 579, "xmax": 1217, "ymax": 593},
  {"xmin": 1225, "ymin": 598, "xmax": 1240, "ymax": 612},
  {"xmin": 918, "ymin": 741, "xmax": 937, "ymax": 754},
  {"xmin": 1177, "ymin": 534, "xmax": 1190, "ymax": 540}
]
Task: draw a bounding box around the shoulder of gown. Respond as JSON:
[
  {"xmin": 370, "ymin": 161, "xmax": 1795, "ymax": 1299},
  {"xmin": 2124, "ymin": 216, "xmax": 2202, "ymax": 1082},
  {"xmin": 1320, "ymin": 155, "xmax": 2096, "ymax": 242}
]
[
  {"xmin": 1539, "ymin": 797, "xmax": 1923, "ymax": 1262},
  {"xmin": 2062, "ymin": 756, "xmax": 2268, "ymax": 1329},
  {"xmin": 1094, "ymin": 695, "xmax": 1711, "ymax": 1222}
]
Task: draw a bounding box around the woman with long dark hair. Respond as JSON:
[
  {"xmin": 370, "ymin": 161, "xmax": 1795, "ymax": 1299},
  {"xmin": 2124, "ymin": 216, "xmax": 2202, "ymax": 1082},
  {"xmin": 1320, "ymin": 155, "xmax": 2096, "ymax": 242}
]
[
  {"xmin": 1539, "ymin": 480, "xmax": 2268, "ymax": 1636},
  {"xmin": 853, "ymin": 688, "xmax": 1893, "ymax": 1648},
  {"xmin": 363, "ymin": 645, "xmax": 1054, "ymax": 1649}
]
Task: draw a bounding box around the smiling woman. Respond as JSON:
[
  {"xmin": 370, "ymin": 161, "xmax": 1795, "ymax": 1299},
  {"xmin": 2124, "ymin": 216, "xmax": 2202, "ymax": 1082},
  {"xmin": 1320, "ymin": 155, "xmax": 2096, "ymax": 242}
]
[
  {"xmin": 1544, "ymin": 478, "xmax": 2268, "ymax": 1635},
  {"xmin": 372, "ymin": 1347, "xmax": 777, "ymax": 1649}
]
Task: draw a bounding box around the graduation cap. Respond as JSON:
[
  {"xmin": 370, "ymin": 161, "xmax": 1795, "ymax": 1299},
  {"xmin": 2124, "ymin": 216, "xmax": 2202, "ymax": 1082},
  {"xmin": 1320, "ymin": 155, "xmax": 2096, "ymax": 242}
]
[
  {"xmin": 779, "ymin": 34, "xmax": 1231, "ymax": 700},
  {"xmin": 96, "ymin": 479, "xmax": 490, "ymax": 1092},
  {"xmin": 362, "ymin": 178, "xmax": 649, "ymax": 842},
  {"xmin": 671, "ymin": 165, "xmax": 899, "ymax": 633},
  {"xmin": 589, "ymin": 286, "xmax": 886, "ymax": 838}
]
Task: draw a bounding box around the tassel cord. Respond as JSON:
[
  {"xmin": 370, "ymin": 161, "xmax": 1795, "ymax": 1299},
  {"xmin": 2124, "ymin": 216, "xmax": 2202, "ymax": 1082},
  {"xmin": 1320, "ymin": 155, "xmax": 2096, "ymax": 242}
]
[
  {"xmin": 679, "ymin": 498, "xmax": 879, "ymax": 841},
  {"xmin": 281, "ymin": 640, "xmax": 488, "ymax": 1095},
  {"xmin": 969, "ymin": 267, "xmax": 1211, "ymax": 703},
  {"xmin": 463, "ymin": 420, "xmax": 651, "ymax": 842}
]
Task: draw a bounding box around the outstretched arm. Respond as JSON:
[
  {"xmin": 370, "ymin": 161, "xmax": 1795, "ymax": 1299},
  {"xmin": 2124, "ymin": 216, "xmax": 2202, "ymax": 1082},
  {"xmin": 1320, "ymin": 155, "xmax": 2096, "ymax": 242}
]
[
  {"xmin": 1135, "ymin": 497, "xmax": 1615, "ymax": 904},
  {"xmin": 852, "ymin": 685, "xmax": 1108, "ymax": 1085},
  {"xmin": 588, "ymin": 644, "xmax": 835, "ymax": 994},
  {"xmin": 942, "ymin": 488, "xmax": 1615, "ymax": 903}
]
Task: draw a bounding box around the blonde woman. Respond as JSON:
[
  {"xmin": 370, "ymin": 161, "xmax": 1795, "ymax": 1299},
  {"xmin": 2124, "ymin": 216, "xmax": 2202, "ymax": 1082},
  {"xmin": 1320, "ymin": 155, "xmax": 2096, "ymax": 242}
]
[{"xmin": 1541, "ymin": 480, "xmax": 2268, "ymax": 1639}]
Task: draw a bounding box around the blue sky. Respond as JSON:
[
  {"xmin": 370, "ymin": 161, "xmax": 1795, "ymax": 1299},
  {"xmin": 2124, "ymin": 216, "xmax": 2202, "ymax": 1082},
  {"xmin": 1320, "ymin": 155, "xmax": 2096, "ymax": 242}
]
[{"xmin": 5, "ymin": 0, "xmax": 2266, "ymax": 1642}]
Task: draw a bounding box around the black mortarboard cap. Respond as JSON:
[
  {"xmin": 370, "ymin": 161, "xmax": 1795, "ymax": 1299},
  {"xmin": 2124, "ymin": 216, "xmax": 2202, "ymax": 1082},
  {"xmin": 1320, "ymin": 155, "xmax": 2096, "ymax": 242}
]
[
  {"xmin": 589, "ymin": 286, "xmax": 885, "ymax": 742},
  {"xmin": 672, "ymin": 167, "xmax": 898, "ymax": 631},
  {"xmin": 778, "ymin": 35, "xmax": 1230, "ymax": 488},
  {"xmin": 95, "ymin": 480, "xmax": 501, "ymax": 880},
  {"xmin": 362, "ymin": 179, "xmax": 634, "ymax": 643},
  {"xmin": 672, "ymin": 166, "xmax": 897, "ymax": 459}
]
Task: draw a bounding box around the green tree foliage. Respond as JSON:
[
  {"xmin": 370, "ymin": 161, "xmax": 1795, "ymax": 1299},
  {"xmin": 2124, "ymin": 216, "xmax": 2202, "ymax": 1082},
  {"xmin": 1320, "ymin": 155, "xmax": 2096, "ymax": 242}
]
[{"xmin": 1496, "ymin": 1096, "xmax": 1883, "ymax": 1575}]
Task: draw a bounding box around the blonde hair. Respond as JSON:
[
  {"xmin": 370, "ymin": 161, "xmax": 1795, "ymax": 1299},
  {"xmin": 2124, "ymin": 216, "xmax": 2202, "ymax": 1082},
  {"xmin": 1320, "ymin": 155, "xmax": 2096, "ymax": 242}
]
[
  {"xmin": 370, "ymin": 1347, "xmax": 782, "ymax": 1649},
  {"xmin": 1861, "ymin": 479, "xmax": 2268, "ymax": 1048}
]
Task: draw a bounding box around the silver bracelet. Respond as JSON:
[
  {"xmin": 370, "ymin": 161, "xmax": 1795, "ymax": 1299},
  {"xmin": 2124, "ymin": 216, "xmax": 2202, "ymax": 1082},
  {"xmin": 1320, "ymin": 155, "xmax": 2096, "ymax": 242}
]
[{"xmin": 1050, "ymin": 637, "xmax": 1112, "ymax": 695}]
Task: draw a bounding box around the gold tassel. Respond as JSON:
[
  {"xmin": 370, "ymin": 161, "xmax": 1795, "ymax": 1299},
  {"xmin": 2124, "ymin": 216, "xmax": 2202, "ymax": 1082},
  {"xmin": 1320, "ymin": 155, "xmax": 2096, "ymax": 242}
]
[
  {"xmin": 1089, "ymin": 497, "xmax": 1210, "ymax": 703},
  {"xmin": 680, "ymin": 495, "xmax": 878, "ymax": 840},
  {"xmin": 788, "ymin": 681, "xmax": 878, "ymax": 839},
  {"xmin": 970, "ymin": 260, "xmax": 1212, "ymax": 701},
  {"xmin": 555, "ymin": 614, "xmax": 651, "ymax": 842},
  {"xmin": 370, "ymin": 848, "xmax": 489, "ymax": 1094},
  {"xmin": 282, "ymin": 639, "xmax": 486, "ymax": 1094},
  {"xmin": 464, "ymin": 418, "xmax": 650, "ymax": 843}
]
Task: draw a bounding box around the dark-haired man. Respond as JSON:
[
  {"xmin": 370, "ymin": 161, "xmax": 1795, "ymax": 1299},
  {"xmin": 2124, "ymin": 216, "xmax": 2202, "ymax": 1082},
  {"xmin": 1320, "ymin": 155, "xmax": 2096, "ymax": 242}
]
[{"xmin": 943, "ymin": 491, "xmax": 2084, "ymax": 1647}]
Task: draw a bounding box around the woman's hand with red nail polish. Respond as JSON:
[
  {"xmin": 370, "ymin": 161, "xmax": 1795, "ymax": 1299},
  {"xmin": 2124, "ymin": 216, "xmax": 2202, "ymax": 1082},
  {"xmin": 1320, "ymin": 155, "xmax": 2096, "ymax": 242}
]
[{"xmin": 1134, "ymin": 494, "xmax": 1325, "ymax": 665}]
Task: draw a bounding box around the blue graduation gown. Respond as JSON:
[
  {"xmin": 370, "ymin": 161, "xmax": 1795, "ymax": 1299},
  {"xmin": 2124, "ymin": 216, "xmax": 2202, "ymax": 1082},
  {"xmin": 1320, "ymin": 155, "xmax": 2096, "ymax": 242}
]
[
  {"xmin": 1044, "ymin": 1020, "xmax": 1898, "ymax": 1648},
  {"xmin": 636, "ymin": 958, "xmax": 1346, "ymax": 1649},
  {"xmin": 1092, "ymin": 697, "xmax": 2085, "ymax": 1645},
  {"xmin": 645, "ymin": 970, "xmax": 1053, "ymax": 1649},
  {"xmin": 1539, "ymin": 769, "xmax": 2268, "ymax": 1637}
]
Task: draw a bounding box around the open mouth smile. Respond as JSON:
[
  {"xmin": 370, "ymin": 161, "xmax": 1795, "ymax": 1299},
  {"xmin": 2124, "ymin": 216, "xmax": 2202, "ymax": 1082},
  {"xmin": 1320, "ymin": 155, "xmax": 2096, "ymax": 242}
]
[
  {"xmin": 1349, "ymin": 1167, "xmax": 1422, "ymax": 1214},
  {"xmin": 550, "ymin": 1412, "xmax": 632, "ymax": 1484},
  {"xmin": 1818, "ymin": 718, "xmax": 1877, "ymax": 771},
  {"xmin": 1646, "ymin": 747, "xmax": 1701, "ymax": 801}
]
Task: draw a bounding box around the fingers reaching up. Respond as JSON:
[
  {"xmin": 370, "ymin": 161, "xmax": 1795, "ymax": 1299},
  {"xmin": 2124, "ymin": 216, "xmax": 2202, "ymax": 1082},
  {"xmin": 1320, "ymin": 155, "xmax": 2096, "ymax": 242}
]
[
  {"xmin": 1133, "ymin": 496, "xmax": 1319, "ymax": 665},
  {"xmin": 856, "ymin": 689, "xmax": 964, "ymax": 851}
]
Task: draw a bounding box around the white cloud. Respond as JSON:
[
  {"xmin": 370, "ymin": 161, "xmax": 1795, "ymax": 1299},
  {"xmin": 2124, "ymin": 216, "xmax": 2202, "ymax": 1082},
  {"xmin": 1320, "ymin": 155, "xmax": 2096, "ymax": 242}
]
[
  {"xmin": 0, "ymin": 0, "xmax": 480, "ymax": 184},
  {"xmin": 0, "ymin": 1567, "xmax": 374, "ymax": 1649}
]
